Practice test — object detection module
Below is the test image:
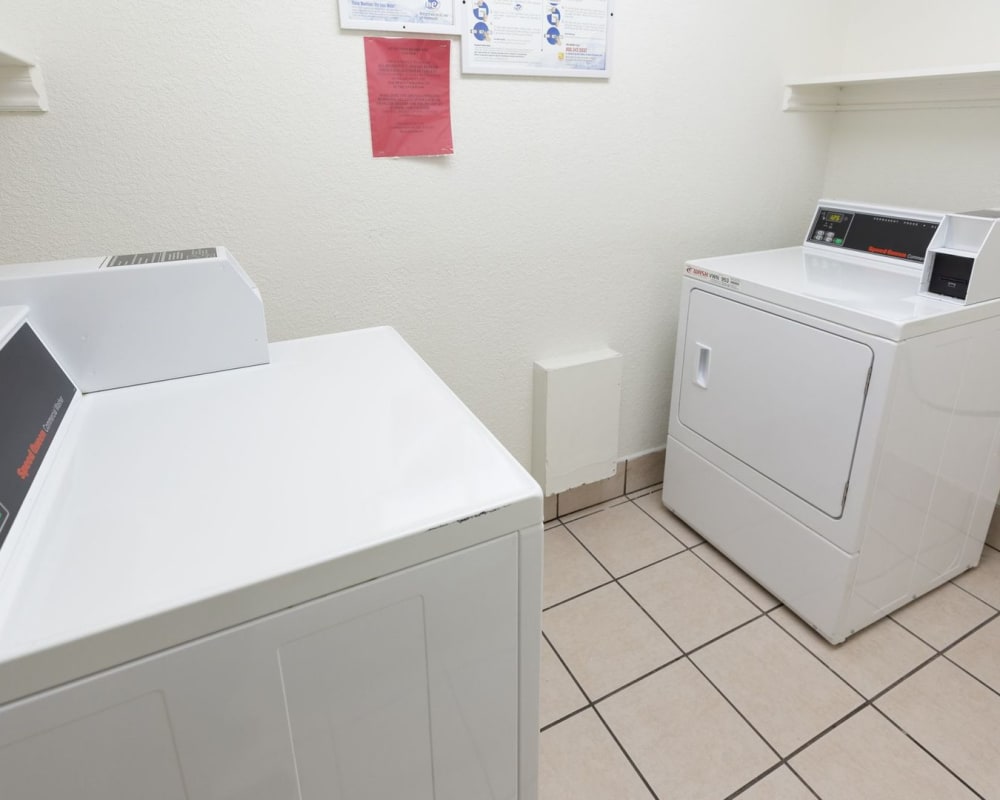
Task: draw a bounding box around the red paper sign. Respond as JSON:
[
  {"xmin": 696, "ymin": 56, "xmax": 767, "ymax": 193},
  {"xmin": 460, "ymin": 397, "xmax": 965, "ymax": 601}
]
[{"xmin": 364, "ymin": 37, "xmax": 454, "ymax": 158}]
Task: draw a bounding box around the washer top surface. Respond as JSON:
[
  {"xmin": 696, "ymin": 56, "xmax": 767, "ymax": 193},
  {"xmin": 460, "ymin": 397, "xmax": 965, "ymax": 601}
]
[
  {"xmin": 685, "ymin": 246, "xmax": 1000, "ymax": 340},
  {"xmin": 0, "ymin": 326, "xmax": 540, "ymax": 704}
]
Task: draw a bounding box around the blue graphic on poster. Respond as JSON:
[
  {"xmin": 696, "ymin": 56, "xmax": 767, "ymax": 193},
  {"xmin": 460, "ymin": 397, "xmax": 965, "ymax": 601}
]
[
  {"xmin": 472, "ymin": 20, "xmax": 490, "ymax": 40},
  {"xmin": 473, "ymin": 1, "xmax": 489, "ymax": 20},
  {"xmin": 544, "ymin": 26, "xmax": 561, "ymax": 45}
]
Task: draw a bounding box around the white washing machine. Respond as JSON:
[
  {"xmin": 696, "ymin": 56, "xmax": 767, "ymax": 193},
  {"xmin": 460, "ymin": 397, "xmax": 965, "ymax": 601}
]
[
  {"xmin": 0, "ymin": 249, "xmax": 543, "ymax": 799},
  {"xmin": 663, "ymin": 201, "xmax": 1000, "ymax": 643}
]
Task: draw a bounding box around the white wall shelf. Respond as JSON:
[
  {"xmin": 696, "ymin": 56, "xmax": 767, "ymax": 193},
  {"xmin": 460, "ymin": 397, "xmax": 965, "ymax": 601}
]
[
  {"xmin": 0, "ymin": 44, "xmax": 48, "ymax": 112},
  {"xmin": 784, "ymin": 64, "xmax": 1000, "ymax": 112}
]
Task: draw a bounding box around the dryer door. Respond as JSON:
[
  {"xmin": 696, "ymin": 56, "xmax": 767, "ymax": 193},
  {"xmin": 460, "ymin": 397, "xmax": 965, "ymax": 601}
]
[{"xmin": 677, "ymin": 289, "xmax": 873, "ymax": 518}]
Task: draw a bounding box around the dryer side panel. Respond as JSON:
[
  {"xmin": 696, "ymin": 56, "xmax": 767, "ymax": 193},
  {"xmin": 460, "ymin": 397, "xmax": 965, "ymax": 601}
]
[{"xmin": 677, "ymin": 289, "xmax": 873, "ymax": 518}]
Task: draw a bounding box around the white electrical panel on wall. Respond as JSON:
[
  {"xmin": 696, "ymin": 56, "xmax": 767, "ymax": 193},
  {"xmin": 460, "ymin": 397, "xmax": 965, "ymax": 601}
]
[{"xmin": 532, "ymin": 348, "xmax": 622, "ymax": 496}]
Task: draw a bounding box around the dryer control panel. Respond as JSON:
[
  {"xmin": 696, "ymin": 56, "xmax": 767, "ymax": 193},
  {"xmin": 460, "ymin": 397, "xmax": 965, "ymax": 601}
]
[
  {"xmin": 0, "ymin": 312, "xmax": 77, "ymax": 554},
  {"xmin": 806, "ymin": 204, "xmax": 941, "ymax": 265}
]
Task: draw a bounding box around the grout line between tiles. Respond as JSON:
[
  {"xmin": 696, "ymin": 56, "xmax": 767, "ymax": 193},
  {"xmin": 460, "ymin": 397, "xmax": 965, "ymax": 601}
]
[
  {"xmin": 557, "ymin": 494, "xmax": 631, "ymax": 525},
  {"xmin": 627, "ymin": 484, "xmax": 662, "ymax": 501},
  {"xmin": 538, "ymin": 703, "xmax": 589, "ymax": 734},
  {"xmin": 764, "ymin": 607, "xmax": 876, "ymax": 701},
  {"xmin": 724, "ymin": 762, "xmax": 823, "ymax": 800},
  {"xmin": 864, "ymin": 613, "xmax": 996, "ymax": 708},
  {"xmin": 611, "ymin": 577, "xmax": 786, "ymax": 766},
  {"xmin": 549, "ymin": 513, "xmax": 793, "ymax": 790},
  {"xmin": 753, "ymin": 608, "xmax": 965, "ymax": 776},
  {"xmin": 689, "ymin": 543, "xmax": 781, "ymax": 613},
  {"xmin": 539, "ymin": 632, "xmax": 663, "ymax": 798},
  {"xmin": 545, "ymin": 500, "xmax": 1000, "ymax": 798},
  {"xmin": 591, "ymin": 705, "xmax": 663, "ymax": 800},
  {"xmin": 542, "ymin": 577, "xmax": 616, "ymax": 613},
  {"xmin": 870, "ymin": 697, "xmax": 988, "ymax": 800},
  {"xmin": 679, "ymin": 649, "xmax": 785, "ymax": 763},
  {"xmin": 888, "ymin": 601, "xmax": 999, "ymax": 660},
  {"xmin": 949, "ymin": 574, "xmax": 1000, "ymax": 612},
  {"xmin": 721, "ymin": 764, "xmax": 782, "ymax": 800},
  {"xmin": 938, "ymin": 609, "xmax": 1000, "ymax": 703},
  {"xmin": 752, "ymin": 606, "xmax": 999, "ymax": 798},
  {"xmin": 782, "ymin": 763, "xmax": 825, "ymax": 800},
  {"xmin": 556, "ymin": 498, "xmax": 791, "ymax": 744},
  {"xmin": 632, "ymin": 496, "xmax": 702, "ymax": 546}
]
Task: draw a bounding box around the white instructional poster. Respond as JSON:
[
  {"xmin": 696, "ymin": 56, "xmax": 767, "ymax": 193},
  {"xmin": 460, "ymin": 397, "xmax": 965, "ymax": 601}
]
[
  {"xmin": 460, "ymin": 0, "xmax": 613, "ymax": 78},
  {"xmin": 339, "ymin": 0, "xmax": 459, "ymax": 34}
]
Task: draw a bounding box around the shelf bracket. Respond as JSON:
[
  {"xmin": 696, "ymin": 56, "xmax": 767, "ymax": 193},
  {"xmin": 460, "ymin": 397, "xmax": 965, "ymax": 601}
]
[{"xmin": 0, "ymin": 49, "xmax": 48, "ymax": 112}]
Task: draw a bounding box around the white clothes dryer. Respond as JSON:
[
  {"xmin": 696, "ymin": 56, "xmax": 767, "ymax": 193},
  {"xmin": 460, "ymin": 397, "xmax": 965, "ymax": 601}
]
[
  {"xmin": 663, "ymin": 201, "xmax": 1000, "ymax": 643},
  {"xmin": 0, "ymin": 249, "xmax": 543, "ymax": 800}
]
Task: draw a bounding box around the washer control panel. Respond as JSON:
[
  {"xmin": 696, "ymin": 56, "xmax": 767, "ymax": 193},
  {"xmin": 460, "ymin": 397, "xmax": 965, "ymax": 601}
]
[{"xmin": 807, "ymin": 205, "xmax": 940, "ymax": 264}]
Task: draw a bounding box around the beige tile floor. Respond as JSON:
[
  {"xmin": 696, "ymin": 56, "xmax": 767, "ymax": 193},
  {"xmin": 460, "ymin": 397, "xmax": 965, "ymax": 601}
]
[{"xmin": 539, "ymin": 485, "xmax": 1000, "ymax": 800}]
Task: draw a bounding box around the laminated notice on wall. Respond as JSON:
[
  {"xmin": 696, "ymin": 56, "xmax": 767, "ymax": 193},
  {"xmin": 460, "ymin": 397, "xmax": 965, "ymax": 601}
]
[
  {"xmin": 364, "ymin": 38, "xmax": 454, "ymax": 158},
  {"xmin": 460, "ymin": 0, "xmax": 614, "ymax": 78},
  {"xmin": 339, "ymin": 0, "xmax": 458, "ymax": 34}
]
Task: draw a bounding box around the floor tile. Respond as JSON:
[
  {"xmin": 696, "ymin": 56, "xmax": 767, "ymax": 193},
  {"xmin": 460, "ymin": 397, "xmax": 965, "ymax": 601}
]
[
  {"xmin": 557, "ymin": 494, "xmax": 629, "ymax": 524},
  {"xmin": 543, "ymin": 583, "xmax": 681, "ymax": 700},
  {"xmin": 692, "ymin": 543, "xmax": 779, "ymax": 611},
  {"xmin": 691, "ymin": 617, "xmax": 863, "ymax": 755},
  {"xmin": 735, "ymin": 767, "xmax": 815, "ymax": 799},
  {"xmin": 790, "ymin": 706, "xmax": 977, "ymax": 799},
  {"xmin": 633, "ymin": 492, "xmax": 703, "ymax": 547},
  {"xmin": 953, "ymin": 545, "xmax": 1000, "ymax": 608},
  {"xmin": 890, "ymin": 581, "xmax": 994, "ymax": 650},
  {"xmin": 622, "ymin": 551, "xmax": 759, "ymax": 652},
  {"xmin": 598, "ymin": 659, "xmax": 777, "ymax": 800},
  {"xmin": 947, "ymin": 616, "xmax": 1000, "ymax": 693},
  {"xmin": 565, "ymin": 502, "xmax": 683, "ymax": 577},
  {"xmin": 542, "ymin": 526, "xmax": 610, "ymax": 608},
  {"xmin": 539, "ymin": 637, "xmax": 587, "ymax": 728},
  {"xmin": 539, "ymin": 709, "xmax": 653, "ymax": 800},
  {"xmin": 771, "ymin": 607, "xmax": 934, "ymax": 698},
  {"xmin": 876, "ymin": 657, "xmax": 1000, "ymax": 799},
  {"xmin": 626, "ymin": 482, "xmax": 661, "ymax": 501}
]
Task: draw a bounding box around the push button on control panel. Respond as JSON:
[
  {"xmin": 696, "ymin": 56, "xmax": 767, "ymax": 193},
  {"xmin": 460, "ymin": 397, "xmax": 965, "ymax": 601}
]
[{"xmin": 809, "ymin": 209, "xmax": 854, "ymax": 248}]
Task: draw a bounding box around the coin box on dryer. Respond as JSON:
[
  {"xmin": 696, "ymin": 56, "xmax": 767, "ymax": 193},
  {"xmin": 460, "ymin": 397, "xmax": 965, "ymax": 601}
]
[{"xmin": 922, "ymin": 209, "xmax": 1000, "ymax": 304}]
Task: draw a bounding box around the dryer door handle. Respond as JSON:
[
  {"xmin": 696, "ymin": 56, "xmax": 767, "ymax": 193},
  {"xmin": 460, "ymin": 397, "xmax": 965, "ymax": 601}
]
[{"xmin": 695, "ymin": 343, "xmax": 711, "ymax": 389}]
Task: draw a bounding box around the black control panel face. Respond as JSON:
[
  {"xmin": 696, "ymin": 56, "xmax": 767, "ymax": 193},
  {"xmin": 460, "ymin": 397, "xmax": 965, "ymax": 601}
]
[
  {"xmin": 0, "ymin": 323, "xmax": 76, "ymax": 552},
  {"xmin": 808, "ymin": 207, "xmax": 939, "ymax": 264}
]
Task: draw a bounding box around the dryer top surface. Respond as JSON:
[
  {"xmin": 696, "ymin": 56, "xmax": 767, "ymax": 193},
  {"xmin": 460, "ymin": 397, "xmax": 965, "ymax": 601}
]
[{"xmin": 685, "ymin": 247, "xmax": 1000, "ymax": 340}]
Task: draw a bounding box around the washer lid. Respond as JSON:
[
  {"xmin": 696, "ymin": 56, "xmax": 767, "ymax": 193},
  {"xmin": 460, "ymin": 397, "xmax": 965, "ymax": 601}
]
[
  {"xmin": 0, "ymin": 326, "xmax": 540, "ymax": 705},
  {"xmin": 684, "ymin": 247, "xmax": 1000, "ymax": 340}
]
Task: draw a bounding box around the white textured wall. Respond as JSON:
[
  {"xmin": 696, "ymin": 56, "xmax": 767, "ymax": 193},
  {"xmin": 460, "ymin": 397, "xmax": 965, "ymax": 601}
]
[
  {"xmin": 823, "ymin": 0, "xmax": 1000, "ymax": 211},
  {"xmin": 0, "ymin": 1, "xmax": 841, "ymax": 466}
]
